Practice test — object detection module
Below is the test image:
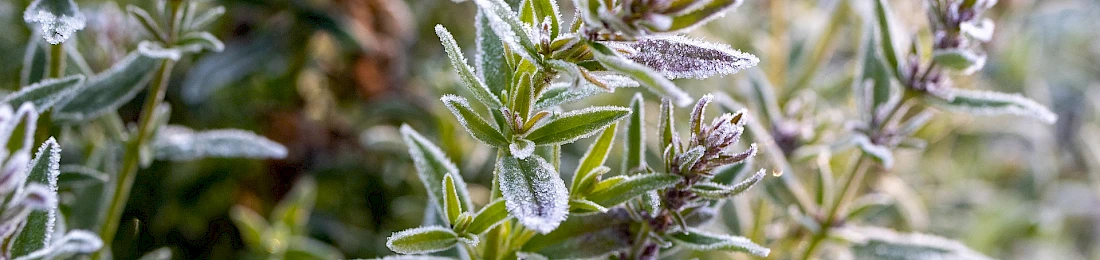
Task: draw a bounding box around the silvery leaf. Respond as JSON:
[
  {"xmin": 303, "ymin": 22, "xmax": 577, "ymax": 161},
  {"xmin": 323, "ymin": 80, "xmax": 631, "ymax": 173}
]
[
  {"xmin": 612, "ymin": 35, "xmax": 758, "ymax": 79},
  {"xmin": 151, "ymin": 125, "xmax": 288, "ymax": 161}
]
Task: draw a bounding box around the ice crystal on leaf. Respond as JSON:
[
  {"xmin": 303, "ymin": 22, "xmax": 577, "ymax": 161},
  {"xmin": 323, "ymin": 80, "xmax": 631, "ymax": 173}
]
[
  {"xmin": 497, "ymin": 155, "xmax": 569, "ymax": 234},
  {"xmin": 612, "ymin": 35, "xmax": 759, "ymax": 79},
  {"xmin": 23, "ymin": 0, "xmax": 86, "ymax": 45}
]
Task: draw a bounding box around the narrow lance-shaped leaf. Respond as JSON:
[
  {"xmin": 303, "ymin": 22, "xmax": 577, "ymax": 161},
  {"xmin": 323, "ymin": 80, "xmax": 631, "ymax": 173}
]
[
  {"xmin": 847, "ymin": 226, "xmax": 994, "ymax": 260},
  {"xmin": 932, "ymin": 49, "xmax": 986, "ymax": 75},
  {"xmin": 2, "ymin": 75, "xmax": 85, "ymax": 112},
  {"xmin": 667, "ymin": 0, "xmax": 743, "ymax": 32},
  {"xmin": 441, "ymin": 95, "xmax": 510, "ymax": 147},
  {"xmin": 386, "ymin": 226, "xmax": 460, "ymax": 254},
  {"xmin": 613, "ymin": 35, "xmax": 758, "ymax": 79},
  {"xmin": 127, "ymin": 5, "xmax": 166, "ymax": 42},
  {"xmin": 15, "ymin": 230, "xmax": 103, "ymax": 260},
  {"xmin": 54, "ymin": 50, "xmax": 159, "ymax": 123},
  {"xmin": 151, "ymin": 125, "xmax": 288, "ymax": 161},
  {"xmin": 872, "ymin": 0, "xmax": 903, "ymax": 76},
  {"xmin": 525, "ymin": 106, "xmax": 630, "ymax": 146},
  {"xmin": 669, "ymin": 228, "xmax": 770, "ymax": 257},
  {"xmin": 11, "ymin": 138, "xmax": 61, "ymax": 258},
  {"xmin": 271, "ymin": 177, "xmax": 316, "ymax": 235},
  {"xmin": 442, "ymin": 174, "xmax": 464, "ymax": 225},
  {"xmin": 623, "ymin": 94, "xmax": 646, "ymax": 175},
  {"xmin": 589, "ymin": 41, "xmax": 692, "ymax": 106},
  {"xmin": 571, "ymin": 124, "xmax": 616, "ymax": 193},
  {"xmin": 690, "ymin": 169, "xmax": 766, "ymax": 199},
  {"xmin": 473, "ymin": 0, "xmax": 538, "ymax": 61},
  {"xmin": 400, "ymin": 125, "xmax": 476, "ymax": 220},
  {"xmin": 177, "ymin": 31, "xmax": 226, "ymax": 53},
  {"xmin": 229, "ymin": 206, "xmax": 269, "ymax": 250},
  {"xmin": 436, "ymin": 25, "xmax": 504, "ymax": 108},
  {"xmin": 933, "ymin": 88, "xmax": 1057, "ymax": 124},
  {"xmin": 855, "ymin": 134, "xmax": 895, "ymax": 169},
  {"xmin": 497, "ymin": 155, "xmax": 569, "ymax": 234},
  {"xmin": 23, "ymin": 0, "xmax": 86, "ymax": 44},
  {"xmin": 476, "ymin": 12, "xmax": 513, "ymax": 96},
  {"xmin": 466, "ymin": 199, "xmax": 510, "ymax": 234},
  {"xmin": 587, "ymin": 173, "xmax": 680, "ymax": 207}
]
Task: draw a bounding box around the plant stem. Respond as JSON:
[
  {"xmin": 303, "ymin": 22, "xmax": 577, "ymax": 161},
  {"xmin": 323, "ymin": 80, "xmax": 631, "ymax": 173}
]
[
  {"xmin": 36, "ymin": 44, "xmax": 65, "ymax": 144},
  {"xmin": 799, "ymin": 154, "xmax": 872, "ymax": 259},
  {"xmin": 94, "ymin": 58, "xmax": 176, "ymax": 259}
]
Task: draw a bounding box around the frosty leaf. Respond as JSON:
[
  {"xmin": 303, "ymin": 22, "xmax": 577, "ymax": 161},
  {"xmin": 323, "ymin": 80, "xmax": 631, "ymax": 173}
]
[
  {"xmin": 519, "ymin": 0, "xmax": 562, "ymax": 38},
  {"xmin": 177, "ymin": 31, "xmax": 226, "ymax": 53},
  {"xmin": 872, "ymin": 0, "xmax": 903, "ymax": 74},
  {"xmin": 126, "ymin": 5, "xmax": 165, "ymax": 42},
  {"xmin": 54, "ymin": 50, "xmax": 158, "ymax": 123},
  {"xmin": 473, "ymin": 0, "xmax": 538, "ymax": 62},
  {"xmin": 187, "ymin": 5, "xmax": 225, "ymax": 30},
  {"xmin": 934, "ymin": 88, "xmax": 1057, "ymax": 124},
  {"xmin": 286, "ymin": 237, "xmax": 345, "ymax": 260},
  {"xmin": 371, "ymin": 256, "xmax": 454, "ymax": 260},
  {"xmin": 151, "ymin": 125, "xmax": 288, "ymax": 161},
  {"xmin": 23, "ymin": 0, "xmax": 86, "ymax": 45},
  {"xmin": 0, "ymin": 104, "xmax": 39, "ymax": 157},
  {"xmin": 523, "ymin": 208, "xmax": 633, "ymax": 258},
  {"xmin": 137, "ymin": 41, "xmax": 184, "ymax": 61},
  {"xmin": 524, "ymin": 106, "xmax": 631, "ymax": 146},
  {"xmin": 933, "ymin": 49, "xmax": 986, "ymax": 75},
  {"xmin": 229, "ymin": 206, "xmax": 268, "ymax": 250},
  {"xmin": 138, "ymin": 247, "xmax": 173, "ymax": 260},
  {"xmin": 497, "ymin": 155, "xmax": 569, "ymax": 234},
  {"xmin": 587, "ymin": 173, "xmax": 680, "ymax": 207},
  {"xmin": 476, "ymin": 12, "xmax": 513, "ymax": 97},
  {"xmin": 569, "ymin": 198, "xmax": 608, "ymax": 213},
  {"xmin": 510, "ymin": 139, "xmax": 536, "ymax": 159},
  {"xmin": 386, "ymin": 226, "xmax": 459, "ymax": 254},
  {"xmin": 400, "ymin": 125, "xmax": 475, "ymax": 220},
  {"xmin": 855, "ymin": 135, "xmax": 895, "ymax": 169},
  {"xmin": 589, "ymin": 41, "xmax": 692, "ymax": 106},
  {"xmin": 11, "ymin": 138, "xmax": 61, "ymax": 259},
  {"xmin": 691, "ymin": 169, "xmax": 766, "ymax": 199},
  {"xmin": 571, "ymin": 124, "xmax": 616, "ymax": 194},
  {"xmin": 614, "ymin": 35, "xmax": 758, "ymax": 79},
  {"xmin": 466, "ymin": 199, "xmax": 509, "ymax": 234},
  {"xmin": 13, "ymin": 230, "xmax": 102, "ymax": 260},
  {"xmin": 846, "ymin": 226, "xmax": 993, "ymax": 260},
  {"xmin": 534, "ymin": 74, "xmax": 637, "ymax": 110},
  {"xmin": 669, "ymin": 228, "xmax": 770, "ymax": 257},
  {"xmin": 436, "ymin": 25, "xmax": 503, "ymax": 108},
  {"xmin": 1, "ymin": 75, "xmax": 85, "ymax": 113},
  {"xmin": 441, "ymin": 95, "xmax": 510, "ymax": 147},
  {"xmin": 666, "ymin": 0, "xmax": 744, "ymax": 32},
  {"xmin": 960, "ymin": 18, "xmax": 995, "ymax": 42},
  {"xmin": 57, "ymin": 165, "xmax": 109, "ymax": 188}
]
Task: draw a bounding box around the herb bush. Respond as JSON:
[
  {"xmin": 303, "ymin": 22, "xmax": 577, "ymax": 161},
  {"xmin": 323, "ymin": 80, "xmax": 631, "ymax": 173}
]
[{"xmin": 2, "ymin": 0, "xmax": 1097, "ymax": 259}]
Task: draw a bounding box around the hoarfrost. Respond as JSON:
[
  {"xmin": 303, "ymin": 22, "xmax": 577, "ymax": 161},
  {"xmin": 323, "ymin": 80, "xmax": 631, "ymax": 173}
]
[
  {"xmin": 510, "ymin": 139, "xmax": 535, "ymax": 159},
  {"xmin": 497, "ymin": 155, "xmax": 569, "ymax": 234},
  {"xmin": 939, "ymin": 88, "xmax": 1058, "ymax": 124},
  {"xmin": 23, "ymin": 0, "xmax": 86, "ymax": 45},
  {"xmin": 385, "ymin": 226, "xmax": 457, "ymax": 254},
  {"xmin": 13, "ymin": 230, "xmax": 103, "ymax": 260},
  {"xmin": 670, "ymin": 228, "xmax": 771, "ymax": 257},
  {"xmin": 152, "ymin": 125, "xmax": 288, "ymax": 161},
  {"xmin": 613, "ymin": 35, "xmax": 758, "ymax": 80}
]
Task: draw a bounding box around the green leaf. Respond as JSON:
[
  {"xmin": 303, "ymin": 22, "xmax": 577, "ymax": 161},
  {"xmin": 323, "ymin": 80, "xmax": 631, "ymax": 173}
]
[
  {"xmin": 855, "ymin": 135, "xmax": 895, "ymax": 169},
  {"xmin": 872, "ymin": 0, "xmax": 903, "ymax": 76},
  {"xmin": 436, "ymin": 25, "xmax": 504, "ymax": 108},
  {"xmin": 497, "ymin": 155, "xmax": 569, "ymax": 233},
  {"xmin": 230, "ymin": 206, "xmax": 269, "ymax": 250},
  {"xmin": 271, "ymin": 177, "xmax": 316, "ymax": 235},
  {"xmin": 11, "ymin": 138, "xmax": 61, "ymax": 258},
  {"xmin": 523, "ymin": 208, "xmax": 633, "ymax": 258},
  {"xmin": 510, "ymin": 62, "xmax": 537, "ymax": 119},
  {"xmin": 441, "ymin": 95, "xmax": 510, "ymax": 147},
  {"xmin": 54, "ymin": 50, "xmax": 159, "ymax": 123},
  {"xmin": 2, "ymin": 75, "xmax": 85, "ymax": 112},
  {"xmin": 933, "ymin": 88, "xmax": 1057, "ymax": 124},
  {"xmin": 476, "ymin": 13, "xmax": 513, "ymax": 97},
  {"xmin": 400, "ymin": 125, "xmax": 475, "ymax": 221},
  {"xmin": 847, "ymin": 226, "xmax": 993, "ymax": 260},
  {"xmin": 177, "ymin": 31, "xmax": 226, "ymax": 53},
  {"xmin": 524, "ymin": 106, "xmax": 631, "ymax": 146},
  {"xmin": 534, "ymin": 74, "xmax": 638, "ymax": 110},
  {"xmin": 658, "ymin": 99, "xmax": 676, "ymax": 151},
  {"xmin": 466, "ymin": 199, "xmax": 509, "ymax": 234},
  {"xmin": 187, "ymin": 5, "xmax": 225, "ymax": 30},
  {"xmin": 691, "ymin": 169, "xmax": 766, "ymax": 200},
  {"xmin": 623, "ymin": 94, "xmax": 646, "ymax": 175},
  {"xmin": 568, "ymin": 199, "xmax": 608, "ymax": 213},
  {"xmin": 669, "ymin": 228, "xmax": 770, "ymax": 257},
  {"xmin": 57, "ymin": 165, "xmax": 109, "ymax": 188},
  {"xmin": 127, "ymin": 5, "xmax": 166, "ymax": 42},
  {"xmin": 386, "ymin": 226, "xmax": 460, "ymax": 255},
  {"xmin": 573, "ymin": 166, "xmax": 610, "ymax": 196},
  {"xmin": 589, "ymin": 41, "xmax": 692, "ymax": 106},
  {"xmin": 571, "ymin": 124, "xmax": 616, "ymax": 194},
  {"xmin": 587, "ymin": 173, "xmax": 680, "ymax": 207},
  {"xmin": 473, "ymin": 0, "xmax": 538, "ymax": 61},
  {"xmin": 666, "ymin": 0, "xmax": 742, "ymax": 32},
  {"xmin": 530, "ymin": 0, "xmax": 561, "ymax": 38},
  {"xmin": 286, "ymin": 237, "xmax": 345, "ymax": 260},
  {"xmin": 932, "ymin": 49, "xmax": 986, "ymax": 74},
  {"xmin": 151, "ymin": 125, "xmax": 288, "ymax": 161},
  {"xmin": 442, "ymin": 174, "xmax": 464, "ymax": 225}
]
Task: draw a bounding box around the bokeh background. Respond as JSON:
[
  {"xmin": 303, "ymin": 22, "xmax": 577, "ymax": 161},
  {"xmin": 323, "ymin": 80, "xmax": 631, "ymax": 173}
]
[{"xmin": 1, "ymin": 0, "xmax": 1099, "ymax": 259}]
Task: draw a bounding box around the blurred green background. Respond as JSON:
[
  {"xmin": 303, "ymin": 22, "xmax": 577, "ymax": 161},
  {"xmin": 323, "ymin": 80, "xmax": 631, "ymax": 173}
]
[{"xmin": 2, "ymin": 0, "xmax": 1099, "ymax": 259}]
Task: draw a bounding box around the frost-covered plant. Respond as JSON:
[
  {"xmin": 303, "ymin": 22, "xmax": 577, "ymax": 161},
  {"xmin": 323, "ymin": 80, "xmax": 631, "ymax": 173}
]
[
  {"xmin": 384, "ymin": 0, "xmax": 768, "ymax": 258},
  {"xmin": 5, "ymin": 0, "xmax": 288, "ymax": 257},
  {"xmin": 0, "ymin": 103, "xmax": 102, "ymax": 259}
]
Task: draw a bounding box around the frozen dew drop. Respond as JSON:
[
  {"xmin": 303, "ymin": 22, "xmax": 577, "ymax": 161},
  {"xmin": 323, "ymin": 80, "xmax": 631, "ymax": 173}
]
[{"xmin": 23, "ymin": 0, "xmax": 86, "ymax": 45}]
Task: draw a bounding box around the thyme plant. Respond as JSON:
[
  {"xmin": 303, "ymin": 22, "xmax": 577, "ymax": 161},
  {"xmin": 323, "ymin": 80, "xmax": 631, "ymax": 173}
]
[{"xmin": 384, "ymin": 0, "xmax": 772, "ymax": 258}]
